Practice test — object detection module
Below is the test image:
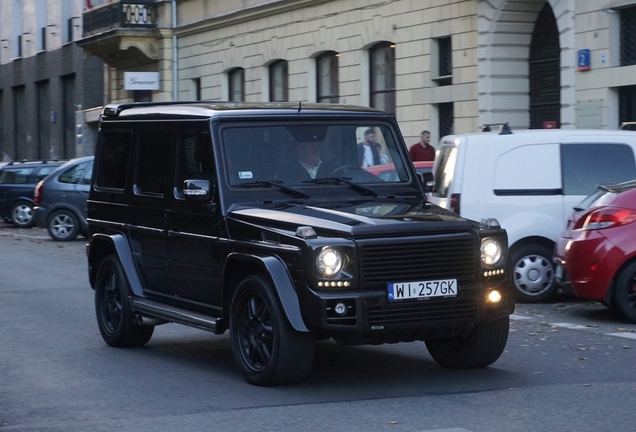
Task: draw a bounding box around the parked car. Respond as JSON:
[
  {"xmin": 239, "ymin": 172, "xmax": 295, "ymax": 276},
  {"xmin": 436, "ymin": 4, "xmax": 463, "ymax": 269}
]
[
  {"xmin": 365, "ymin": 161, "xmax": 433, "ymax": 182},
  {"xmin": 553, "ymin": 179, "xmax": 636, "ymax": 322},
  {"xmin": 87, "ymin": 101, "xmax": 514, "ymax": 386},
  {"xmin": 429, "ymin": 125, "xmax": 636, "ymax": 303},
  {"xmin": 0, "ymin": 160, "xmax": 65, "ymax": 227},
  {"xmin": 33, "ymin": 156, "xmax": 94, "ymax": 241}
]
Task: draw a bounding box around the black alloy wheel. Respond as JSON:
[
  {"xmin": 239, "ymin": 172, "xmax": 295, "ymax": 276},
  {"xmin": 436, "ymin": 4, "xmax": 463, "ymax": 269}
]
[
  {"xmin": 94, "ymin": 255, "xmax": 154, "ymax": 347},
  {"xmin": 230, "ymin": 274, "xmax": 315, "ymax": 386},
  {"xmin": 614, "ymin": 261, "xmax": 636, "ymax": 323}
]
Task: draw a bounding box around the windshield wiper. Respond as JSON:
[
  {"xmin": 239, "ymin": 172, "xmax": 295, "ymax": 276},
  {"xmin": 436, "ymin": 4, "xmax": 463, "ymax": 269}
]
[
  {"xmin": 304, "ymin": 177, "xmax": 378, "ymax": 197},
  {"xmin": 237, "ymin": 180, "xmax": 310, "ymax": 199}
]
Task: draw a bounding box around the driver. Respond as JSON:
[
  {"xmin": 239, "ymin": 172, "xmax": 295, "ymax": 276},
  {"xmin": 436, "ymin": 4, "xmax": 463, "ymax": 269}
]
[{"xmin": 277, "ymin": 140, "xmax": 335, "ymax": 183}]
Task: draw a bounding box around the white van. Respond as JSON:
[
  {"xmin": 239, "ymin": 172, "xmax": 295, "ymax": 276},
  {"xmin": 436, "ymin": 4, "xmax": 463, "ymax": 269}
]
[{"xmin": 428, "ymin": 126, "xmax": 636, "ymax": 303}]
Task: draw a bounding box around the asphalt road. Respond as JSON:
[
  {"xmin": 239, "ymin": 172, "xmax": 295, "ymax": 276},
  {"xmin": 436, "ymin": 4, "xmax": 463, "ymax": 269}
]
[{"xmin": 1, "ymin": 224, "xmax": 635, "ymax": 432}]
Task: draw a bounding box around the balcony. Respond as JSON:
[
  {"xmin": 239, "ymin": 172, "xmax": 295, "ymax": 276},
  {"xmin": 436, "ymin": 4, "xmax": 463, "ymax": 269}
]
[
  {"xmin": 83, "ymin": 1, "xmax": 157, "ymax": 37},
  {"xmin": 78, "ymin": 0, "xmax": 166, "ymax": 68}
]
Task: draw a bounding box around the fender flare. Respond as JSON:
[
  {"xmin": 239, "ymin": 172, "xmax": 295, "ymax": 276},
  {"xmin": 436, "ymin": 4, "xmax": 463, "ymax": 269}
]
[
  {"xmin": 88, "ymin": 232, "xmax": 145, "ymax": 297},
  {"xmin": 224, "ymin": 253, "xmax": 308, "ymax": 332}
]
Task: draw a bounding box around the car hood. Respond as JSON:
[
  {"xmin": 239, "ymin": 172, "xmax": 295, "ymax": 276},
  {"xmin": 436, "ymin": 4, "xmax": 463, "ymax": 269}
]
[{"xmin": 227, "ymin": 199, "xmax": 476, "ymax": 238}]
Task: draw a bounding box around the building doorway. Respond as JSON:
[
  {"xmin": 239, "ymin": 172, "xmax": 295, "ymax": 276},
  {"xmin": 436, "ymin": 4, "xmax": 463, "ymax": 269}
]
[{"xmin": 529, "ymin": 2, "xmax": 561, "ymax": 129}]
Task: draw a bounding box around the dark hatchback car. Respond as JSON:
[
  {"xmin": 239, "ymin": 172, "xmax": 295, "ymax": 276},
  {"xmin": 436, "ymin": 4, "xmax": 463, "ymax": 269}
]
[
  {"xmin": 87, "ymin": 102, "xmax": 514, "ymax": 386},
  {"xmin": 0, "ymin": 160, "xmax": 65, "ymax": 227},
  {"xmin": 33, "ymin": 156, "xmax": 94, "ymax": 241}
]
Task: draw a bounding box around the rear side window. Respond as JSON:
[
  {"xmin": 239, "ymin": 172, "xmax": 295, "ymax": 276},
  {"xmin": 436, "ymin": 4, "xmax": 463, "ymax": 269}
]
[
  {"xmin": 135, "ymin": 128, "xmax": 171, "ymax": 196},
  {"xmin": 95, "ymin": 130, "xmax": 132, "ymax": 190},
  {"xmin": 36, "ymin": 166, "xmax": 57, "ymax": 182},
  {"xmin": 59, "ymin": 161, "xmax": 90, "ymax": 184},
  {"xmin": 561, "ymin": 143, "xmax": 636, "ymax": 195},
  {"xmin": 0, "ymin": 168, "xmax": 35, "ymax": 184},
  {"xmin": 80, "ymin": 161, "xmax": 93, "ymax": 185}
]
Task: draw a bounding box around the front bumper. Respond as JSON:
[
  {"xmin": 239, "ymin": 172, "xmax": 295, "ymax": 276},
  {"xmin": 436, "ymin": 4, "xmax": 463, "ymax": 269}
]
[{"xmin": 297, "ymin": 281, "xmax": 513, "ymax": 343}]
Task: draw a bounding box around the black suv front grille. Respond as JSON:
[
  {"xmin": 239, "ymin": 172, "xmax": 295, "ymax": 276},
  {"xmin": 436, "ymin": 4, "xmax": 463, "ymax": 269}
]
[
  {"xmin": 368, "ymin": 298, "xmax": 479, "ymax": 326},
  {"xmin": 359, "ymin": 233, "xmax": 477, "ymax": 288}
]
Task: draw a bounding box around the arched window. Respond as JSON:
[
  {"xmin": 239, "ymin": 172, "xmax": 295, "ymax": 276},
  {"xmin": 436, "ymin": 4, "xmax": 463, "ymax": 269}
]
[
  {"xmin": 269, "ymin": 60, "xmax": 288, "ymax": 102},
  {"xmin": 228, "ymin": 68, "xmax": 245, "ymax": 102},
  {"xmin": 370, "ymin": 42, "xmax": 396, "ymax": 115},
  {"xmin": 316, "ymin": 51, "xmax": 339, "ymax": 103}
]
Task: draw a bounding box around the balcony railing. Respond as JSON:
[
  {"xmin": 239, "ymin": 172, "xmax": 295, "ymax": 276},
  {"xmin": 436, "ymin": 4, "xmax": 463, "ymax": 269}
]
[{"xmin": 83, "ymin": 1, "xmax": 157, "ymax": 38}]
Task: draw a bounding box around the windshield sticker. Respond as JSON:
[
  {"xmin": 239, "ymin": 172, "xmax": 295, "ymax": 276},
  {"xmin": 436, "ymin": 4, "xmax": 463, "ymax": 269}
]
[{"xmin": 238, "ymin": 171, "xmax": 253, "ymax": 179}]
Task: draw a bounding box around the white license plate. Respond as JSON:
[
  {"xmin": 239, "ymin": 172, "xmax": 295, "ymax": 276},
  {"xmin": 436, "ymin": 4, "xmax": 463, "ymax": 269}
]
[{"xmin": 387, "ymin": 279, "xmax": 458, "ymax": 301}]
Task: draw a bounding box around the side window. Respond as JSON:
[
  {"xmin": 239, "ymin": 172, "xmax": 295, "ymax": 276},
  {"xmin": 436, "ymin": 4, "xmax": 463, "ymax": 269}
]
[
  {"xmin": 561, "ymin": 144, "xmax": 636, "ymax": 195},
  {"xmin": 95, "ymin": 130, "xmax": 132, "ymax": 190},
  {"xmin": 58, "ymin": 162, "xmax": 89, "ymax": 184},
  {"xmin": 135, "ymin": 128, "xmax": 172, "ymax": 196},
  {"xmin": 0, "ymin": 168, "xmax": 35, "ymax": 184},
  {"xmin": 80, "ymin": 161, "xmax": 93, "ymax": 185},
  {"xmin": 177, "ymin": 128, "xmax": 215, "ymax": 195},
  {"xmin": 36, "ymin": 166, "xmax": 57, "ymax": 182}
]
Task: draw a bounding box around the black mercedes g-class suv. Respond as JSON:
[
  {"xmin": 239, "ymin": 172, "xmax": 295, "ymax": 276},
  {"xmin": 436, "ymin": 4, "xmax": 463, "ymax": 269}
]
[{"xmin": 87, "ymin": 101, "xmax": 513, "ymax": 386}]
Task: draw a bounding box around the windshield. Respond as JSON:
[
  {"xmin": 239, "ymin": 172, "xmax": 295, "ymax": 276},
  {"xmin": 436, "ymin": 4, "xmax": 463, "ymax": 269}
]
[{"xmin": 221, "ymin": 123, "xmax": 410, "ymax": 187}]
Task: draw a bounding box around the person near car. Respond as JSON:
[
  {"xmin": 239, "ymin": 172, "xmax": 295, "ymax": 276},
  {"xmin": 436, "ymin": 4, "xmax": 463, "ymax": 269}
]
[
  {"xmin": 278, "ymin": 140, "xmax": 334, "ymax": 182},
  {"xmin": 358, "ymin": 128, "xmax": 388, "ymax": 167},
  {"xmin": 409, "ymin": 130, "xmax": 436, "ymax": 162}
]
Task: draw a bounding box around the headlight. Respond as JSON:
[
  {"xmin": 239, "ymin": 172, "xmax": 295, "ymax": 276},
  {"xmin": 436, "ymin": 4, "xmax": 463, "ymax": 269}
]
[
  {"xmin": 481, "ymin": 238, "xmax": 502, "ymax": 266},
  {"xmin": 316, "ymin": 247, "xmax": 343, "ymax": 277}
]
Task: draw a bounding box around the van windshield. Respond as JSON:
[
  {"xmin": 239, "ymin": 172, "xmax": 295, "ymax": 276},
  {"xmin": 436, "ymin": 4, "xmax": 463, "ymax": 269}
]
[
  {"xmin": 221, "ymin": 123, "xmax": 411, "ymax": 187},
  {"xmin": 432, "ymin": 145, "xmax": 457, "ymax": 198}
]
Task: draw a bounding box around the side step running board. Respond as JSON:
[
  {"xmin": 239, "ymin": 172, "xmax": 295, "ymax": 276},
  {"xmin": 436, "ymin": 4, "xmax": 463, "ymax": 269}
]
[{"xmin": 132, "ymin": 298, "xmax": 226, "ymax": 334}]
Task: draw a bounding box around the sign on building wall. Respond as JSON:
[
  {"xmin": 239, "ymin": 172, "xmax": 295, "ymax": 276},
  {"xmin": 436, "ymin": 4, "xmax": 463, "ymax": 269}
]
[{"xmin": 124, "ymin": 72, "xmax": 160, "ymax": 90}]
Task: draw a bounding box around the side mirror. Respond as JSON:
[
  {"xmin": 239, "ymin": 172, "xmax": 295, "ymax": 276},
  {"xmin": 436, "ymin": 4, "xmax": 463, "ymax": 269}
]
[
  {"xmin": 417, "ymin": 172, "xmax": 435, "ymax": 192},
  {"xmin": 183, "ymin": 179, "xmax": 211, "ymax": 202}
]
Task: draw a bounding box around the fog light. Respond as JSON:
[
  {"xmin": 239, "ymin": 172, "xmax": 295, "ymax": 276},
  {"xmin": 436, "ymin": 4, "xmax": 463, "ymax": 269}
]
[
  {"xmin": 487, "ymin": 290, "xmax": 502, "ymax": 303},
  {"xmin": 334, "ymin": 302, "xmax": 347, "ymax": 315}
]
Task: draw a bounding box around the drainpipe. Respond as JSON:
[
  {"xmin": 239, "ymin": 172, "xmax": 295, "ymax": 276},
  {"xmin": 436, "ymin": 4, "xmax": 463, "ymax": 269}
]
[{"xmin": 172, "ymin": 0, "xmax": 178, "ymax": 101}]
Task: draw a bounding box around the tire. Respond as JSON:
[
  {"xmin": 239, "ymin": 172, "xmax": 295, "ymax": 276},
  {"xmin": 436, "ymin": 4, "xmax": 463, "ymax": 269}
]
[
  {"xmin": 511, "ymin": 244, "xmax": 558, "ymax": 303},
  {"xmin": 614, "ymin": 261, "xmax": 636, "ymax": 323},
  {"xmin": 94, "ymin": 255, "xmax": 154, "ymax": 347},
  {"xmin": 47, "ymin": 209, "xmax": 80, "ymax": 241},
  {"xmin": 10, "ymin": 201, "xmax": 35, "ymax": 228},
  {"xmin": 426, "ymin": 316, "xmax": 510, "ymax": 369},
  {"xmin": 230, "ymin": 274, "xmax": 315, "ymax": 386}
]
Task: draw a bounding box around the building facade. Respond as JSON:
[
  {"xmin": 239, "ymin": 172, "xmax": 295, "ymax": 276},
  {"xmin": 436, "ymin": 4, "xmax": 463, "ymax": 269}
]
[
  {"xmin": 0, "ymin": 0, "xmax": 105, "ymax": 162},
  {"xmin": 42, "ymin": 0, "xmax": 636, "ymax": 151}
]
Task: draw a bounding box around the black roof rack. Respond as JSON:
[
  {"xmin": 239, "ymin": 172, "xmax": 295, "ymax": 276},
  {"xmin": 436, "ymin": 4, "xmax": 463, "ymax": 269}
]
[
  {"xmin": 480, "ymin": 122, "xmax": 512, "ymax": 135},
  {"xmin": 5, "ymin": 159, "xmax": 62, "ymax": 166},
  {"xmin": 619, "ymin": 121, "xmax": 636, "ymax": 131}
]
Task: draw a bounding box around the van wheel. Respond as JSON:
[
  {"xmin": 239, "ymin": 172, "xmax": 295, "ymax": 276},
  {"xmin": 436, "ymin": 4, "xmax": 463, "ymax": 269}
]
[
  {"xmin": 511, "ymin": 244, "xmax": 558, "ymax": 303},
  {"xmin": 10, "ymin": 201, "xmax": 34, "ymax": 228},
  {"xmin": 230, "ymin": 274, "xmax": 315, "ymax": 386},
  {"xmin": 613, "ymin": 261, "xmax": 636, "ymax": 323},
  {"xmin": 95, "ymin": 255, "xmax": 154, "ymax": 347},
  {"xmin": 47, "ymin": 209, "xmax": 80, "ymax": 241},
  {"xmin": 426, "ymin": 316, "xmax": 509, "ymax": 368}
]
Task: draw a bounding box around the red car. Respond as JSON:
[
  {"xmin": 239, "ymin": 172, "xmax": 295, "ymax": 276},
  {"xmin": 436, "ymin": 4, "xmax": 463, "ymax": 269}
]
[
  {"xmin": 365, "ymin": 161, "xmax": 433, "ymax": 182},
  {"xmin": 553, "ymin": 179, "xmax": 636, "ymax": 322}
]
